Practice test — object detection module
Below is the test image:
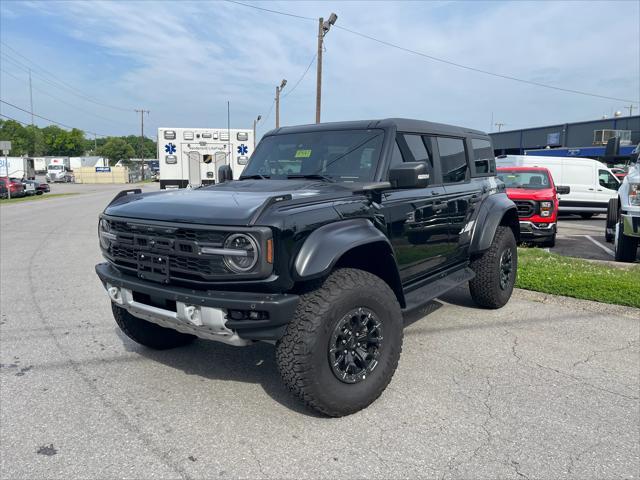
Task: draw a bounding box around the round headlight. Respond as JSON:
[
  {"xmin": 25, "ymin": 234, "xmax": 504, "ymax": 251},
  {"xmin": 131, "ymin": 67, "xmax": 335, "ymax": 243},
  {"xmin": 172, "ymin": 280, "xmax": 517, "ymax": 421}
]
[{"xmin": 223, "ymin": 234, "xmax": 259, "ymax": 273}]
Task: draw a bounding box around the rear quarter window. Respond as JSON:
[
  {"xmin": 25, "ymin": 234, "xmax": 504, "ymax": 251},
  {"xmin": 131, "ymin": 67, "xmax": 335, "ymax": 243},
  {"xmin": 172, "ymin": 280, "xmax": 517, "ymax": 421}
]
[{"xmin": 470, "ymin": 138, "xmax": 495, "ymax": 176}]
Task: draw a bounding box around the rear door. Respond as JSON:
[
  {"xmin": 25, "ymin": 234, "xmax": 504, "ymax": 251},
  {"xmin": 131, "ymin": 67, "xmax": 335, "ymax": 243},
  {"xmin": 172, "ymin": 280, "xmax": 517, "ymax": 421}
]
[
  {"xmin": 381, "ymin": 134, "xmax": 452, "ymax": 282},
  {"xmin": 436, "ymin": 136, "xmax": 482, "ymax": 262}
]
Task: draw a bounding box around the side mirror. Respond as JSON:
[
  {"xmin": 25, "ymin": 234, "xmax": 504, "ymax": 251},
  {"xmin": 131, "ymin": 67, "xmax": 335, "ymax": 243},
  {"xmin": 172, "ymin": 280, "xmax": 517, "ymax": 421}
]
[
  {"xmin": 218, "ymin": 165, "xmax": 233, "ymax": 183},
  {"xmin": 389, "ymin": 162, "xmax": 430, "ymax": 189},
  {"xmin": 556, "ymin": 185, "xmax": 570, "ymax": 195}
]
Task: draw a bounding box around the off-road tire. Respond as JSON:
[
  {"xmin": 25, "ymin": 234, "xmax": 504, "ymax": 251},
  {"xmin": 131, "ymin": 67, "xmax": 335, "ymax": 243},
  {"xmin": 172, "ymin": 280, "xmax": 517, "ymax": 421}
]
[
  {"xmin": 468, "ymin": 226, "xmax": 517, "ymax": 309},
  {"xmin": 605, "ymin": 198, "xmax": 618, "ymax": 243},
  {"xmin": 276, "ymin": 268, "xmax": 403, "ymax": 417},
  {"xmin": 614, "ymin": 221, "xmax": 639, "ymax": 262},
  {"xmin": 112, "ymin": 304, "xmax": 196, "ymax": 350}
]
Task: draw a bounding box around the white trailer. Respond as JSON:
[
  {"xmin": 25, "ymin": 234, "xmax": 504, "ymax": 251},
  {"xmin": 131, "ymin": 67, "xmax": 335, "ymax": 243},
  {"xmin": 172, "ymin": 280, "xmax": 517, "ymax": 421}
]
[
  {"xmin": 32, "ymin": 157, "xmax": 48, "ymax": 173},
  {"xmin": 0, "ymin": 156, "xmax": 36, "ymax": 180},
  {"xmin": 157, "ymin": 127, "xmax": 254, "ymax": 189}
]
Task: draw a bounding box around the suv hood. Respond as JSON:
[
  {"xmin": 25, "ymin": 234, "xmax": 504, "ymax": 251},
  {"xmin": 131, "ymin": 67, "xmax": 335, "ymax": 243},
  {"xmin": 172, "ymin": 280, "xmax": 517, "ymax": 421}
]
[{"xmin": 104, "ymin": 179, "xmax": 357, "ymax": 225}]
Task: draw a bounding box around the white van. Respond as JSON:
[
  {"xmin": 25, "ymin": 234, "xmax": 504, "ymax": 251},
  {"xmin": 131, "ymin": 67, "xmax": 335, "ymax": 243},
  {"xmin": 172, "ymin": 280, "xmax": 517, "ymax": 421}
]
[{"xmin": 496, "ymin": 155, "xmax": 620, "ymax": 217}]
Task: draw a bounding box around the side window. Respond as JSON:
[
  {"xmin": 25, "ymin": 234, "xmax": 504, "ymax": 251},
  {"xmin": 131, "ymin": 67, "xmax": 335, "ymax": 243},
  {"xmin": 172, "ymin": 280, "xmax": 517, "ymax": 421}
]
[
  {"xmin": 437, "ymin": 137, "xmax": 468, "ymax": 183},
  {"xmin": 390, "ymin": 141, "xmax": 404, "ymax": 167},
  {"xmin": 598, "ymin": 169, "xmax": 619, "ymax": 191},
  {"xmin": 471, "ymin": 138, "xmax": 495, "ymax": 175},
  {"xmin": 403, "ymin": 134, "xmax": 432, "ymax": 166}
]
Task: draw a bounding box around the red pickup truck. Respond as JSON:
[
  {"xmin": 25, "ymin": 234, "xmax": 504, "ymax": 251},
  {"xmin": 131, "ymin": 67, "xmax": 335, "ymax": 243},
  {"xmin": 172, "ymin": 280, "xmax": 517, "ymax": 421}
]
[{"xmin": 496, "ymin": 167, "xmax": 564, "ymax": 247}]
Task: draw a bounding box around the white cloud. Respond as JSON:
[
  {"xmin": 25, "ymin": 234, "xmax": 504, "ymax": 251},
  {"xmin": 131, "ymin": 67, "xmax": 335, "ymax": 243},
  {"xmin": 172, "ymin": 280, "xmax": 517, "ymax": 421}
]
[{"xmin": 1, "ymin": 0, "xmax": 638, "ymax": 137}]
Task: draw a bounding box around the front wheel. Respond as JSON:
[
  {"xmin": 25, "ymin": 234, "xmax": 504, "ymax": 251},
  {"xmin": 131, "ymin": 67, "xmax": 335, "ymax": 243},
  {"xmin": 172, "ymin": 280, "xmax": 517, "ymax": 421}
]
[
  {"xmin": 614, "ymin": 221, "xmax": 639, "ymax": 262},
  {"xmin": 276, "ymin": 268, "xmax": 403, "ymax": 417},
  {"xmin": 469, "ymin": 226, "xmax": 517, "ymax": 309}
]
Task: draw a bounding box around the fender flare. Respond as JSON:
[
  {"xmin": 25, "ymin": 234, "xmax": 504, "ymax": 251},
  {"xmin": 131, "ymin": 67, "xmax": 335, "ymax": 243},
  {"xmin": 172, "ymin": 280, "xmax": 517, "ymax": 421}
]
[
  {"xmin": 469, "ymin": 193, "xmax": 519, "ymax": 254},
  {"xmin": 294, "ymin": 218, "xmax": 393, "ymax": 280}
]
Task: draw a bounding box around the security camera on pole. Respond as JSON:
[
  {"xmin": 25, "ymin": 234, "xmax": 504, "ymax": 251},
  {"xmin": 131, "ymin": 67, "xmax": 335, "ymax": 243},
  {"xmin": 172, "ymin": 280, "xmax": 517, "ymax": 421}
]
[
  {"xmin": 0, "ymin": 141, "xmax": 12, "ymax": 199},
  {"xmin": 316, "ymin": 13, "xmax": 338, "ymax": 124}
]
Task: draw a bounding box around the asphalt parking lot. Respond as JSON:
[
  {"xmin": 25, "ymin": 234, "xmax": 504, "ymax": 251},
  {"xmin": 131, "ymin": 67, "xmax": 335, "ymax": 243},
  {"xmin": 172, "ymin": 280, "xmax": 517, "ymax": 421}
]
[{"xmin": 1, "ymin": 184, "xmax": 639, "ymax": 479}]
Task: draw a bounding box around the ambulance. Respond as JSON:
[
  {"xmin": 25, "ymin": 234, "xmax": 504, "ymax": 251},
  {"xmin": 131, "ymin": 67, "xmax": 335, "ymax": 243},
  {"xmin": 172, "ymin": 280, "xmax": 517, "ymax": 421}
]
[{"xmin": 157, "ymin": 127, "xmax": 254, "ymax": 189}]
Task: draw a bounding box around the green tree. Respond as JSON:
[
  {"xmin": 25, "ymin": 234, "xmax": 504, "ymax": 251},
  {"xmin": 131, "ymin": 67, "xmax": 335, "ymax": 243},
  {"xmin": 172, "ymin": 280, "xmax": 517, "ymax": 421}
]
[
  {"xmin": 123, "ymin": 135, "xmax": 157, "ymax": 159},
  {"xmin": 97, "ymin": 138, "xmax": 135, "ymax": 165},
  {"xmin": 0, "ymin": 120, "xmax": 30, "ymax": 155}
]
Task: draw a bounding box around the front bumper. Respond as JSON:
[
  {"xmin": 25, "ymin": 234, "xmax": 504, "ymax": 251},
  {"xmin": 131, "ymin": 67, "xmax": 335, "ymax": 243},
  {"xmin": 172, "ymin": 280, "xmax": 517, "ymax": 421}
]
[
  {"xmin": 622, "ymin": 214, "xmax": 640, "ymax": 238},
  {"xmin": 518, "ymin": 221, "xmax": 556, "ymax": 240},
  {"xmin": 95, "ymin": 263, "xmax": 299, "ymax": 344}
]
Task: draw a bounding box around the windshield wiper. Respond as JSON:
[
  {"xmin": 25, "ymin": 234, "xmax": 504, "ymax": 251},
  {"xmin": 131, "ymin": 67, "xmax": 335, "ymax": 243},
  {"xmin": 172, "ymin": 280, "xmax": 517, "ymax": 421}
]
[
  {"xmin": 239, "ymin": 174, "xmax": 269, "ymax": 180},
  {"xmin": 286, "ymin": 174, "xmax": 335, "ymax": 183}
]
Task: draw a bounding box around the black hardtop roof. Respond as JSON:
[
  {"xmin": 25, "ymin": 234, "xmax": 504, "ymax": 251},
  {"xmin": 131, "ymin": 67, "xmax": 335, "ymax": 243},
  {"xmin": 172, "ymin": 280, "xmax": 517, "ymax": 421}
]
[{"xmin": 264, "ymin": 118, "xmax": 487, "ymax": 138}]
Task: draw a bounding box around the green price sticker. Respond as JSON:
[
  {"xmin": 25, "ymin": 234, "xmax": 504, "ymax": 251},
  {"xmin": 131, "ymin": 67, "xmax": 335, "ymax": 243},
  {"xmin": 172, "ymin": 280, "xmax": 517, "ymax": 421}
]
[{"xmin": 295, "ymin": 149, "xmax": 312, "ymax": 158}]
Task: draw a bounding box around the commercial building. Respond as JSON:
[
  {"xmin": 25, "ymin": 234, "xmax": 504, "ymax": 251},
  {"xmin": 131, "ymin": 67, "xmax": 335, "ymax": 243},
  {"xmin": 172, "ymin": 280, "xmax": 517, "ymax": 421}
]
[{"xmin": 490, "ymin": 115, "xmax": 639, "ymax": 158}]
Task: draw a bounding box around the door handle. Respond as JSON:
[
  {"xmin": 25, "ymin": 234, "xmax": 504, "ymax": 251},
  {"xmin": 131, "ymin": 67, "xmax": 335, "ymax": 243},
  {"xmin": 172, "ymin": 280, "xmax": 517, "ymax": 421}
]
[
  {"xmin": 588, "ymin": 188, "xmax": 594, "ymax": 191},
  {"xmin": 597, "ymin": 189, "xmax": 603, "ymax": 192}
]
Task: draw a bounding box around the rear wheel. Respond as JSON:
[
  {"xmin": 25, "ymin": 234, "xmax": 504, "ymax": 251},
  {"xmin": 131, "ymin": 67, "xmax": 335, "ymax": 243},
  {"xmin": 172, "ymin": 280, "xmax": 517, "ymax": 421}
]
[
  {"xmin": 614, "ymin": 221, "xmax": 639, "ymax": 262},
  {"xmin": 276, "ymin": 268, "xmax": 403, "ymax": 417},
  {"xmin": 112, "ymin": 304, "xmax": 196, "ymax": 350},
  {"xmin": 469, "ymin": 226, "xmax": 517, "ymax": 309}
]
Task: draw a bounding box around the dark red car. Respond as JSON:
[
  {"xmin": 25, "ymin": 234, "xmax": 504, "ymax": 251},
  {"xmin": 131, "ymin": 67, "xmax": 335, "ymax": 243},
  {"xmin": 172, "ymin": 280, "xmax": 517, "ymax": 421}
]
[
  {"xmin": 0, "ymin": 176, "xmax": 26, "ymax": 198},
  {"xmin": 496, "ymin": 167, "xmax": 567, "ymax": 247}
]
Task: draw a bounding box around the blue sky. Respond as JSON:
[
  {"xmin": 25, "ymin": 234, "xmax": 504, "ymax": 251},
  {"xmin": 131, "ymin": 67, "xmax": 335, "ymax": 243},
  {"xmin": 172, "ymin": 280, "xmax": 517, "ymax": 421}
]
[{"xmin": 1, "ymin": 0, "xmax": 638, "ymax": 140}]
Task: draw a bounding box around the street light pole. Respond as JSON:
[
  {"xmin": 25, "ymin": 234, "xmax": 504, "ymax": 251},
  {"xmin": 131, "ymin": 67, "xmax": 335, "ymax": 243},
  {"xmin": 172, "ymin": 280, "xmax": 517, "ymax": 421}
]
[
  {"xmin": 135, "ymin": 109, "xmax": 150, "ymax": 181},
  {"xmin": 315, "ymin": 13, "xmax": 338, "ymax": 124},
  {"xmin": 253, "ymin": 114, "xmax": 261, "ymax": 148},
  {"xmin": 275, "ymin": 79, "xmax": 287, "ymax": 128}
]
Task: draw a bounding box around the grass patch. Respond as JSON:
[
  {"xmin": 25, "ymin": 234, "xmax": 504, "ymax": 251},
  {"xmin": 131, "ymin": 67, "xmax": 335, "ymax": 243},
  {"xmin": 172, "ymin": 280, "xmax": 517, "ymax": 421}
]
[
  {"xmin": 0, "ymin": 193, "xmax": 80, "ymax": 205},
  {"xmin": 516, "ymin": 248, "xmax": 640, "ymax": 308}
]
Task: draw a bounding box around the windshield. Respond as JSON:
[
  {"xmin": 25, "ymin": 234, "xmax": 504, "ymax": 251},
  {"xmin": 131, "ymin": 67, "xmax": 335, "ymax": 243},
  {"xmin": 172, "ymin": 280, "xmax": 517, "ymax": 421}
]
[
  {"xmin": 241, "ymin": 129, "xmax": 384, "ymax": 182},
  {"xmin": 497, "ymin": 170, "xmax": 552, "ymax": 189},
  {"xmin": 49, "ymin": 165, "xmax": 64, "ymax": 170}
]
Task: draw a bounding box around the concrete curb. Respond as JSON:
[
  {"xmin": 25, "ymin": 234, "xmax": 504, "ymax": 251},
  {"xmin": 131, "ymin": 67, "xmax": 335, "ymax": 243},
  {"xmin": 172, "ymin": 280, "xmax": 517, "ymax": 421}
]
[{"xmin": 513, "ymin": 288, "xmax": 640, "ymax": 319}]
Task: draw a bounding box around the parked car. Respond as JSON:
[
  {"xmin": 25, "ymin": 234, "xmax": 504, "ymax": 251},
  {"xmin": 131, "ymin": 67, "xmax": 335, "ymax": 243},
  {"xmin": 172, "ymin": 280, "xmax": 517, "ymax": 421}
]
[
  {"xmin": 496, "ymin": 155, "xmax": 619, "ymax": 218},
  {"xmin": 0, "ymin": 176, "xmax": 26, "ymax": 198},
  {"xmin": 96, "ymin": 118, "xmax": 520, "ymax": 417},
  {"xmin": 36, "ymin": 181, "xmax": 50, "ymax": 194},
  {"xmin": 15, "ymin": 178, "xmax": 37, "ymax": 196},
  {"xmin": 496, "ymin": 167, "xmax": 567, "ymax": 247},
  {"xmin": 21, "ymin": 179, "xmax": 49, "ymax": 195},
  {"xmin": 605, "ymin": 144, "xmax": 640, "ymax": 262}
]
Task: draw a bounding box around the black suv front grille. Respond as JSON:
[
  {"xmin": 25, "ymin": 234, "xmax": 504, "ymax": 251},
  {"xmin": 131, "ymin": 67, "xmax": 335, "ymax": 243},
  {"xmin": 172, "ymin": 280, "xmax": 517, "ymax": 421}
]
[
  {"xmin": 514, "ymin": 200, "xmax": 536, "ymax": 218},
  {"xmin": 102, "ymin": 218, "xmax": 267, "ymax": 284}
]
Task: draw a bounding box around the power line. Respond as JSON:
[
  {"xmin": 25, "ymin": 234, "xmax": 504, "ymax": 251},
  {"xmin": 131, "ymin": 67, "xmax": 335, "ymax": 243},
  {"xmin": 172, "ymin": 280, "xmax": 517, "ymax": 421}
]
[
  {"xmin": 0, "ymin": 68, "xmax": 129, "ymax": 126},
  {"xmin": 225, "ymin": 0, "xmax": 314, "ymax": 21},
  {"xmin": 0, "ymin": 99, "xmax": 110, "ymax": 137},
  {"xmin": 283, "ymin": 53, "xmax": 317, "ymax": 98},
  {"xmin": 0, "ymin": 42, "xmax": 134, "ymax": 112},
  {"xmin": 225, "ymin": 1, "xmax": 639, "ymax": 104},
  {"xmin": 0, "ymin": 112, "xmax": 31, "ymax": 126}
]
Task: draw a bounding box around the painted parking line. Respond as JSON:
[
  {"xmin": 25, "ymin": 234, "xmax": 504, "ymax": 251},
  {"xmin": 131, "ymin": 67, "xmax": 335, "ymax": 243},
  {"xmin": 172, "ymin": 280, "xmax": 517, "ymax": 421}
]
[{"xmin": 584, "ymin": 235, "xmax": 615, "ymax": 256}]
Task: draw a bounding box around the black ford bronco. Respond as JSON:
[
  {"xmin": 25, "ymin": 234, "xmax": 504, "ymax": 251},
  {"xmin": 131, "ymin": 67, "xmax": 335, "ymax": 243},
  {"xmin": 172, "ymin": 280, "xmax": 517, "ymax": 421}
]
[{"xmin": 96, "ymin": 119, "xmax": 519, "ymax": 416}]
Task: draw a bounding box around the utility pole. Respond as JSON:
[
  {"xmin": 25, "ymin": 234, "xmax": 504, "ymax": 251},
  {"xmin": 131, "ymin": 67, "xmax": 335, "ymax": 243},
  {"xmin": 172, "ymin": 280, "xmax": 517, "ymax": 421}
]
[
  {"xmin": 134, "ymin": 109, "xmax": 149, "ymax": 181},
  {"xmin": 275, "ymin": 79, "xmax": 287, "ymax": 128},
  {"xmin": 315, "ymin": 13, "xmax": 338, "ymax": 124},
  {"xmin": 495, "ymin": 122, "xmax": 505, "ymax": 132},
  {"xmin": 625, "ymin": 104, "xmax": 635, "ymax": 116},
  {"xmin": 94, "ymin": 133, "xmax": 97, "ymax": 153},
  {"xmin": 28, "ymin": 69, "xmax": 34, "ymax": 125},
  {"xmin": 253, "ymin": 114, "xmax": 261, "ymax": 148}
]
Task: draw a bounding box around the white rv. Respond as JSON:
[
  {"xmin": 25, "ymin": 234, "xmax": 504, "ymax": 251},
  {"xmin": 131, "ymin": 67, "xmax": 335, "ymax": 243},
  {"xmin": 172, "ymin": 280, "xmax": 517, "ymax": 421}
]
[
  {"xmin": 157, "ymin": 127, "xmax": 254, "ymax": 189},
  {"xmin": 496, "ymin": 155, "xmax": 620, "ymax": 217}
]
